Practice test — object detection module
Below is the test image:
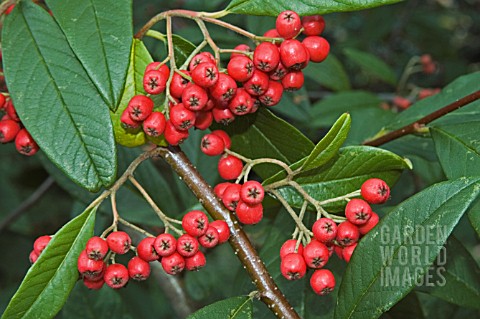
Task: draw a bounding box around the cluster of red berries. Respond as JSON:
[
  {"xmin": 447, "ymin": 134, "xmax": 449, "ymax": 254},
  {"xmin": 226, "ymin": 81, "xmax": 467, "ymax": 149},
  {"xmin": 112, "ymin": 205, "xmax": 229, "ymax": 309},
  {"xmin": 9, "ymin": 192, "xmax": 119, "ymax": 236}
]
[
  {"xmin": 279, "ymin": 178, "xmax": 390, "ymax": 296},
  {"xmin": 120, "ymin": 10, "xmax": 330, "ymax": 146},
  {"xmin": 72, "ymin": 211, "xmax": 230, "ymax": 290}
]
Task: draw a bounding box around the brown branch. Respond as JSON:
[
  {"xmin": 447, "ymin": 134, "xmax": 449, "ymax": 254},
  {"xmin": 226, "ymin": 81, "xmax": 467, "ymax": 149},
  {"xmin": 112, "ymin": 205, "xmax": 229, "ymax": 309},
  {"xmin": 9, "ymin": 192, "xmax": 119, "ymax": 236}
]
[
  {"xmin": 364, "ymin": 90, "xmax": 480, "ymax": 147},
  {"xmin": 156, "ymin": 146, "xmax": 300, "ymax": 319}
]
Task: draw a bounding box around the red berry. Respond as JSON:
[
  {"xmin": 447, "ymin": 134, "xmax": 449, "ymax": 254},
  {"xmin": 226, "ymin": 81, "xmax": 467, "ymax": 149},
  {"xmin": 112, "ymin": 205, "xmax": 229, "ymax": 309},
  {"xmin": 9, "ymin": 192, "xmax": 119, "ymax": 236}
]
[
  {"xmin": 259, "ymin": 81, "xmax": 283, "ymax": 107},
  {"xmin": 189, "ymin": 52, "xmax": 215, "ymax": 70},
  {"xmin": 211, "ymin": 130, "xmax": 231, "ymax": 149},
  {"xmin": 4, "ymin": 4, "xmax": 15, "ymax": 15},
  {"xmin": 345, "ymin": 199, "xmax": 372, "ymax": 225},
  {"xmin": 235, "ymin": 201, "xmax": 263, "ymax": 225},
  {"xmin": 0, "ymin": 94, "xmax": 6, "ymax": 109},
  {"xmin": 77, "ymin": 250, "xmax": 105, "ymax": 280},
  {"xmin": 243, "ymin": 70, "xmax": 269, "ymax": 96},
  {"xmin": 336, "ymin": 221, "xmax": 360, "ymax": 247},
  {"xmin": 182, "ymin": 210, "xmax": 209, "ymax": 237},
  {"xmin": 15, "ymin": 129, "xmax": 39, "ymax": 156},
  {"xmin": 263, "ymin": 28, "xmax": 281, "ymax": 38},
  {"xmin": 201, "ymin": 133, "xmax": 225, "ymax": 156},
  {"xmin": 231, "ymin": 44, "xmax": 252, "ymax": 59},
  {"xmin": 104, "ymin": 263, "xmax": 129, "ymax": 288},
  {"xmin": 161, "ymin": 252, "xmax": 185, "ymax": 275},
  {"xmin": 164, "ymin": 120, "xmax": 189, "ymax": 145},
  {"xmin": 212, "ymin": 106, "xmax": 235, "ymax": 125},
  {"xmin": 334, "ymin": 244, "xmax": 344, "ymax": 260},
  {"xmin": 5, "ymin": 100, "xmax": 19, "ymax": 122},
  {"xmin": 310, "ymin": 269, "xmax": 335, "ymax": 295},
  {"xmin": 342, "ymin": 243, "xmax": 357, "ymax": 263},
  {"xmin": 392, "ymin": 96, "xmax": 411, "ymax": 110},
  {"xmin": 280, "ymin": 252, "xmax": 306, "ymax": 280},
  {"xmin": 361, "ymin": 178, "xmax": 390, "ymax": 204},
  {"xmin": 176, "ymin": 234, "xmax": 199, "ymax": 257},
  {"xmin": 198, "ymin": 226, "xmax": 219, "ymax": 248},
  {"xmin": 29, "ymin": 250, "xmax": 39, "ymax": 264},
  {"xmin": 218, "ymin": 154, "xmax": 243, "ymax": 180},
  {"xmin": 222, "ymin": 183, "xmax": 242, "ymax": 211},
  {"xmin": 418, "ymin": 88, "xmax": 440, "ymax": 100},
  {"xmin": 182, "ymin": 83, "xmax": 208, "ymax": 111},
  {"xmin": 128, "ymin": 95, "xmax": 154, "ymax": 121},
  {"xmin": 143, "ymin": 111, "xmax": 166, "ymax": 137},
  {"xmin": 276, "ymin": 10, "xmax": 302, "ymax": 39},
  {"xmin": 214, "ymin": 182, "xmax": 233, "ymax": 199},
  {"xmin": 280, "ymin": 239, "xmax": 304, "ymax": 259},
  {"xmin": 128, "ymin": 256, "xmax": 151, "ymax": 281},
  {"xmin": 302, "ymin": 36, "xmax": 330, "ymax": 63},
  {"xmin": 358, "ymin": 212, "xmax": 379, "ymax": 235},
  {"xmin": 0, "ymin": 119, "xmax": 19, "ymax": 143},
  {"xmin": 169, "ymin": 103, "xmax": 196, "ymax": 131},
  {"xmin": 240, "ymin": 180, "xmax": 264, "ymax": 205},
  {"xmin": 153, "ymin": 233, "xmax": 177, "ymax": 257},
  {"xmin": 209, "ymin": 220, "xmax": 230, "ymax": 244},
  {"xmin": 253, "ymin": 42, "xmax": 280, "ymax": 72},
  {"xmin": 106, "ymin": 231, "xmax": 131, "ymax": 254},
  {"xmin": 143, "ymin": 70, "xmax": 167, "ymax": 95},
  {"xmin": 301, "ymin": 15, "xmax": 325, "ymax": 36},
  {"xmin": 303, "ymin": 240, "xmax": 330, "ymax": 269},
  {"xmin": 270, "ymin": 62, "xmax": 288, "ymax": 81},
  {"xmin": 83, "ymin": 277, "xmax": 104, "ymax": 290},
  {"xmin": 280, "ymin": 39, "xmax": 309, "ymax": 70},
  {"xmin": 85, "ymin": 236, "xmax": 108, "ymax": 261},
  {"xmin": 227, "ymin": 56, "xmax": 254, "ymax": 82},
  {"xmin": 170, "ymin": 70, "xmax": 191, "ymax": 99},
  {"xmin": 281, "ymin": 71, "xmax": 304, "ymax": 91},
  {"xmin": 120, "ymin": 109, "xmax": 141, "ymax": 129},
  {"xmin": 191, "ymin": 62, "xmax": 219, "ymax": 88},
  {"xmin": 185, "ymin": 251, "xmax": 207, "ymax": 271},
  {"xmin": 137, "ymin": 237, "xmax": 159, "ymax": 262},
  {"xmin": 33, "ymin": 235, "xmax": 51, "ymax": 255},
  {"xmin": 228, "ymin": 88, "xmax": 254, "ymax": 115},
  {"xmin": 312, "ymin": 218, "xmax": 337, "ymax": 243},
  {"xmin": 210, "ymin": 73, "xmax": 237, "ymax": 104},
  {"xmin": 145, "ymin": 62, "xmax": 170, "ymax": 78},
  {"xmin": 194, "ymin": 111, "xmax": 213, "ymax": 130}
]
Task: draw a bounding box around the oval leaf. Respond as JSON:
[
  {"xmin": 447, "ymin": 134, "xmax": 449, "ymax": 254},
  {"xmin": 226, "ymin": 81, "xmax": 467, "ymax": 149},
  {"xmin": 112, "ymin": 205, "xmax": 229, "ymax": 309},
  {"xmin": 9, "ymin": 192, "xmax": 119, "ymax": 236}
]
[
  {"xmin": 172, "ymin": 34, "xmax": 197, "ymax": 67},
  {"xmin": 334, "ymin": 177, "xmax": 480, "ymax": 319},
  {"xmin": 187, "ymin": 296, "xmax": 252, "ymax": 319},
  {"xmin": 2, "ymin": 1, "xmax": 117, "ymax": 191},
  {"xmin": 343, "ymin": 48, "xmax": 396, "ymax": 85},
  {"xmin": 304, "ymin": 54, "xmax": 351, "ymax": 92},
  {"xmin": 1, "ymin": 206, "xmax": 97, "ymax": 319}
]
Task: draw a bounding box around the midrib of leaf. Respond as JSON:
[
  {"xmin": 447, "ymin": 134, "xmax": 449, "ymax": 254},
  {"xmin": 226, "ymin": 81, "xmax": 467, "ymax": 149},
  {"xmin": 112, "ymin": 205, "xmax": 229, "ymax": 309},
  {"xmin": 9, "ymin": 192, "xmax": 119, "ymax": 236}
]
[
  {"xmin": 434, "ymin": 127, "xmax": 480, "ymax": 158},
  {"xmin": 228, "ymin": 297, "xmax": 250, "ymax": 318}
]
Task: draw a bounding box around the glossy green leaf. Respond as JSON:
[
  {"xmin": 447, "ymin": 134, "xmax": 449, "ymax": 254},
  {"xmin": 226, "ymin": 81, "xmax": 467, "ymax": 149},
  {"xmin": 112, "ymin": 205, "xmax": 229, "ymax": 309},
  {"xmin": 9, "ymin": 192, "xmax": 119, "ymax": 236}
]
[
  {"xmin": 274, "ymin": 146, "xmax": 411, "ymax": 212},
  {"xmin": 172, "ymin": 34, "xmax": 197, "ymax": 67},
  {"xmin": 225, "ymin": 0, "xmax": 403, "ymax": 16},
  {"xmin": 46, "ymin": 0, "xmax": 133, "ymax": 111},
  {"xmin": 304, "ymin": 54, "xmax": 351, "ymax": 92},
  {"xmin": 302, "ymin": 113, "xmax": 351, "ymax": 170},
  {"xmin": 2, "ymin": 1, "xmax": 116, "ymax": 191},
  {"xmin": 431, "ymin": 123, "xmax": 480, "ymax": 180},
  {"xmin": 416, "ymin": 292, "xmax": 479, "ymax": 319},
  {"xmin": 187, "ymin": 296, "xmax": 252, "ymax": 319},
  {"xmin": 2, "ymin": 206, "xmax": 97, "ymax": 319},
  {"xmin": 343, "ymin": 48, "xmax": 396, "ymax": 85},
  {"xmin": 334, "ymin": 177, "xmax": 480, "ymax": 319},
  {"xmin": 468, "ymin": 203, "xmax": 480, "ymax": 238},
  {"xmin": 416, "ymin": 237, "xmax": 480, "ymax": 310}
]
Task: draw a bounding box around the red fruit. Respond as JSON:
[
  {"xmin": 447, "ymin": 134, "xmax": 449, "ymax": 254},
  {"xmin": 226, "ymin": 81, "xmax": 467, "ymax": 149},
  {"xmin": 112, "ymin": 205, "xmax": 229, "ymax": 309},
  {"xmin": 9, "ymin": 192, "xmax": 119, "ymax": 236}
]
[
  {"xmin": 243, "ymin": 70, "xmax": 269, "ymax": 96},
  {"xmin": 280, "ymin": 239, "xmax": 304, "ymax": 259},
  {"xmin": 336, "ymin": 221, "xmax": 360, "ymax": 247},
  {"xmin": 77, "ymin": 250, "xmax": 105, "ymax": 280},
  {"xmin": 143, "ymin": 70, "xmax": 168, "ymax": 94},
  {"xmin": 198, "ymin": 226, "xmax": 219, "ymax": 248},
  {"xmin": 211, "ymin": 130, "xmax": 231, "ymax": 149},
  {"xmin": 161, "ymin": 252, "xmax": 185, "ymax": 275},
  {"xmin": 106, "ymin": 231, "xmax": 131, "ymax": 254},
  {"xmin": 334, "ymin": 245, "xmax": 344, "ymax": 260},
  {"xmin": 5, "ymin": 100, "xmax": 19, "ymax": 122},
  {"xmin": 303, "ymin": 240, "xmax": 330, "ymax": 269},
  {"xmin": 209, "ymin": 220, "xmax": 230, "ymax": 243},
  {"xmin": 280, "ymin": 252, "xmax": 306, "ymax": 280},
  {"xmin": 85, "ymin": 236, "xmax": 109, "ymax": 261},
  {"xmin": 250, "ymin": 98, "xmax": 261, "ymax": 113},
  {"xmin": 191, "ymin": 62, "xmax": 219, "ymax": 88},
  {"xmin": 312, "ymin": 218, "xmax": 337, "ymax": 243},
  {"xmin": 361, "ymin": 178, "xmax": 390, "ymax": 204},
  {"xmin": 194, "ymin": 111, "xmax": 213, "ymax": 130},
  {"xmin": 253, "ymin": 42, "xmax": 280, "ymax": 72},
  {"xmin": 342, "ymin": 243, "xmax": 357, "ymax": 263},
  {"xmin": 0, "ymin": 119, "xmax": 20, "ymax": 143},
  {"xmin": 15, "ymin": 129, "xmax": 39, "ymax": 156},
  {"xmin": 310, "ymin": 269, "xmax": 335, "ymax": 295},
  {"xmin": 127, "ymin": 95, "xmax": 154, "ymax": 121},
  {"xmin": 137, "ymin": 237, "xmax": 159, "ymax": 262},
  {"xmin": 201, "ymin": 133, "xmax": 225, "ymax": 156},
  {"xmin": 104, "ymin": 264, "xmax": 129, "ymax": 289},
  {"xmin": 189, "ymin": 52, "xmax": 215, "ymax": 70},
  {"xmin": 169, "ymin": 103, "xmax": 196, "ymax": 131},
  {"xmin": 302, "ymin": 36, "xmax": 330, "ymax": 63},
  {"xmin": 231, "ymin": 44, "xmax": 252, "ymax": 59},
  {"xmin": 212, "ymin": 106, "xmax": 235, "ymax": 125},
  {"xmin": 270, "ymin": 62, "xmax": 288, "ymax": 81},
  {"xmin": 120, "ymin": 109, "xmax": 141, "ymax": 129},
  {"xmin": 145, "ymin": 62, "xmax": 170, "ymax": 78},
  {"xmin": 153, "ymin": 233, "xmax": 177, "ymax": 257},
  {"xmin": 345, "ymin": 199, "xmax": 372, "ymax": 225},
  {"xmin": 302, "ymin": 15, "xmax": 325, "ymax": 36},
  {"xmin": 263, "ymin": 28, "xmax": 281, "ymax": 38},
  {"xmin": 227, "ymin": 56, "xmax": 254, "ymax": 82},
  {"xmin": 218, "ymin": 154, "xmax": 243, "ymax": 180},
  {"xmin": 214, "ymin": 182, "xmax": 233, "ymax": 199},
  {"xmin": 0, "ymin": 94, "xmax": 5, "ymax": 109},
  {"xmin": 176, "ymin": 234, "xmax": 199, "ymax": 257},
  {"xmin": 276, "ymin": 10, "xmax": 302, "ymax": 39},
  {"xmin": 210, "ymin": 73, "xmax": 237, "ymax": 104},
  {"xmin": 281, "ymin": 71, "xmax": 304, "ymax": 91},
  {"xmin": 280, "ymin": 39, "xmax": 309, "ymax": 70},
  {"xmin": 170, "ymin": 70, "xmax": 191, "ymax": 99},
  {"xmin": 393, "ymin": 96, "xmax": 411, "ymax": 110},
  {"xmin": 358, "ymin": 212, "xmax": 379, "ymax": 235},
  {"xmin": 235, "ymin": 201, "xmax": 263, "ymax": 225},
  {"xmin": 240, "ymin": 180, "xmax": 264, "ymax": 205},
  {"xmin": 185, "ymin": 251, "xmax": 207, "ymax": 271},
  {"xmin": 182, "ymin": 210, "xmax": 209, "ymax": 237},
  {"xmin": 164, "ymin": 120, "xmax": 189, "ymax": 145},
  {"xmin": 4, "ymin": 4, "xmax": 15, "ymax": 15},
  {"xmin": 128, "ymin": 256, "xmax": 151, "ymax": 280},
  {"xmin": 143, "ymin": 112, "xmax": 166, "ymax": 137},
  {"xmin": 29, "ymin": 250, "xmax": 39, "ymax": 264},
  {"xmin": 422, "ymin": 62, "xmax": 436, "ymax": 74},
  {"xmin": 259, "ymin": 81, "xmax": 283, "ymax": 107},
  {"xmin": 418, "ymin": 88, "xmax": 440, "ymax": 100},
  {"xmin": 33, "ymin": 235, "xmax": 52, "ymax": 255},
  {"xmin": 182, "ymin": 83, "xmax": 208, "ymax": 111},
  {"xmin": 228, "ymin": 88, "xmax": 254, "ymax": 115},
  {"xmin": 221, "ymin": 183, "xmax": 242, "ymax": 211},
  {"xmin": 83, "ymin": 277, "xmax": 105, "ymax": 290}
]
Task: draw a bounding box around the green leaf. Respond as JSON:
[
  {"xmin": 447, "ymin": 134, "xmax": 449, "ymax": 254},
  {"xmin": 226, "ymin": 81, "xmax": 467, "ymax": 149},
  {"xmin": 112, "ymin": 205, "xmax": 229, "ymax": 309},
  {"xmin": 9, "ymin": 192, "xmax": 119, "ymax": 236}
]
[
  {"xmin": 2, "ymin": 1, "xmax": 117, "ymax": 191},
  {"xmin": 187, "ymin": 296, "xmax": 252, "ymax": 319},
  {"xmin": 343, "ymin": 48, "xmax": 396, "ymax": 85},
  {"xmin": 381, "ymin": 292, "xmax": 425, "ymax": 319},
  {"xmin": 225, "ymin": 0, "xmax": 403, "ymax": 16},
  {"xmin": 431, "ymin": 123, "xmax": 480, "ymax": 180},
  {"xmin": 416, "ymin": 237, "xmax": 480, "ymax": 310},
  {"xmin": 302, "ymin": 113, "xmax": 351, "ymax": 170},
  {"xmin": 274, "ymin": 146, "xmax": 411, "ymax": 212},
  {"xmin": 334, "ymin": 177, "xmax": 480, "ymax": 319},
  {"xmin": 46, "ymin": 0, "xmax": 133, "ymax": 111},
  {"xmin": 218, "ymin": 108, "xmax": 314, "ymax": 179},
  {"xmin": 468, "ymin": 203, "xmax": 480, "ymax": 238},
  {"xmin": 304, "ymin": 54, "xmax": 351, "ymax": 92},
  {"xmin": 2, "ymin": 206, "xmax": 97, "ymax": 319},
  {"xmin": 172, "ymin": 34, "xmax": 197, "ymax": 67}
]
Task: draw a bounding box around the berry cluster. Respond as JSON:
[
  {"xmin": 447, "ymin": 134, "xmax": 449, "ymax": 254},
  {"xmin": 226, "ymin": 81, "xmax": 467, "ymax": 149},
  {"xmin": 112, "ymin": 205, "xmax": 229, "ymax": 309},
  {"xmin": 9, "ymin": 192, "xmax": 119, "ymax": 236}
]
[
  {"xmin": 279, "ymin": 178, "xmax": 390, "ymax": 295},
  {"xmin": 120, "ymin": 10, "xmax": 330, "ymax": 146}
]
